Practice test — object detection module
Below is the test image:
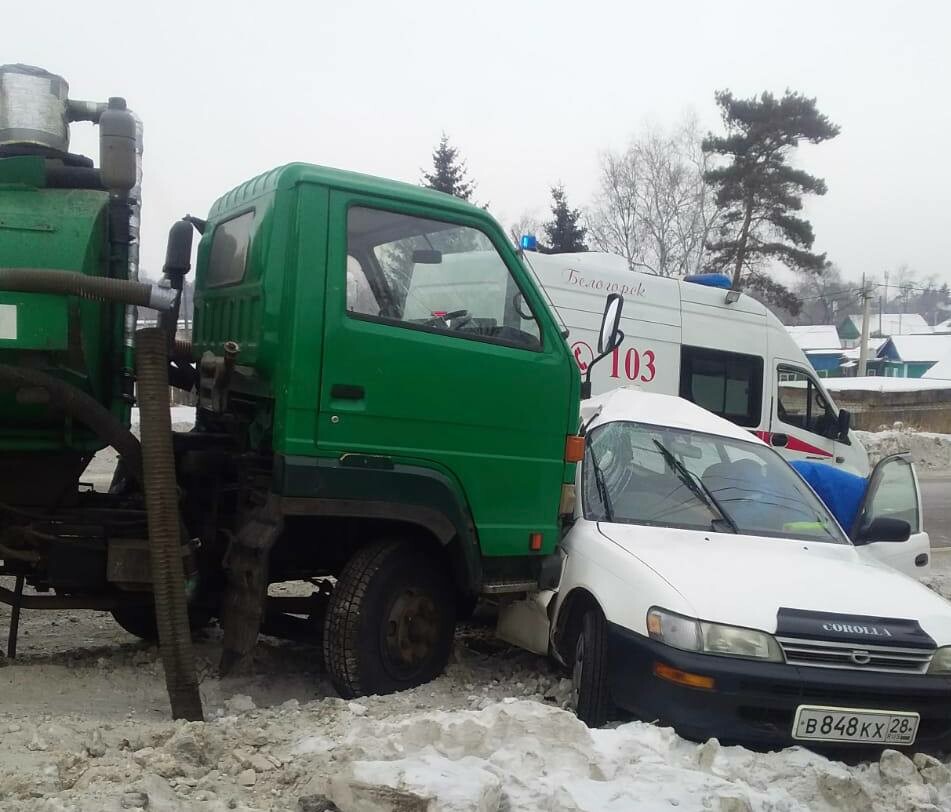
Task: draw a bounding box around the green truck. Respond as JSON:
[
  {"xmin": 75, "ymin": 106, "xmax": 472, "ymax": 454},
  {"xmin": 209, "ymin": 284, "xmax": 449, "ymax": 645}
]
[{"xmin": 0, "ymin": 66, "xmax": 620, "ymax": 719}]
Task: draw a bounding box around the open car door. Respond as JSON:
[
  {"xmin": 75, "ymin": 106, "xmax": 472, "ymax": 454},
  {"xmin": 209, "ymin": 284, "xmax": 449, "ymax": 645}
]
[{"xmin": 852, "ymin": 454, "xmax": 931, "ymax": 577}]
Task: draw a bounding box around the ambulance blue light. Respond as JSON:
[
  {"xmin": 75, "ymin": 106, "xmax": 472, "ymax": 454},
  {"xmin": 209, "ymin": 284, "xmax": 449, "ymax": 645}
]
[
  {"xmin": 684, "ymin": 273, "xmax": 732, "ymax": 290},
  {"xmin": 520, "ymin": 234, "xmax": 538, "ymax": 251}
]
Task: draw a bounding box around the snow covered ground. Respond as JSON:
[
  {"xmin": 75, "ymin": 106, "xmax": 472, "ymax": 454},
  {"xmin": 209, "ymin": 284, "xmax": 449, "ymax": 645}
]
[{"xmin": 0, "ymin": 558, "xmax": 948, "ymax": 812}]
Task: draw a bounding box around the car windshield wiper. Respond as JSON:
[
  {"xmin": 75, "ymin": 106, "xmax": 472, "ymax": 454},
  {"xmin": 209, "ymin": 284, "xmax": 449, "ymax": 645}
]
[
  {"xmin": 588, "ymin": 446, "xmax": 615, "ymax": 522},
  {"xmin": 651, "ymin": 439, "xmax": 737, "ymax": 533}
]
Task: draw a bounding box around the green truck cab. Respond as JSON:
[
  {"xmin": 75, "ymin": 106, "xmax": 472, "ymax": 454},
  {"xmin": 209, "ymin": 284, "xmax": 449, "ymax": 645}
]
[
  {"xmin": 0, "ymin": 60, "xmax": 602, "ymax": 709},
  {"xmin": 191, "ymin": 164, "xmax": 582, "ymax": 695}
]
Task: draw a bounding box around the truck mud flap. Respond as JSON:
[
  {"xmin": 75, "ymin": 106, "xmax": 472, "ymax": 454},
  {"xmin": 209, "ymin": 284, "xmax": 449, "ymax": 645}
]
[{"xmin": 219, "ymin": 495, "xmax": 284, "ymax": 675}]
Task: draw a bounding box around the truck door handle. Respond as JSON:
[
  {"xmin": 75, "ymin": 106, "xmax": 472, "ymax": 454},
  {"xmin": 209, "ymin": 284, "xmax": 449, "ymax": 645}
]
[
  {"xmin": 330, "ymin": 384, "xmax": 365, "ymax": 400},
  {"xmin": 770, "ymin": 433, "xmax": 788, "ymax": 448}
]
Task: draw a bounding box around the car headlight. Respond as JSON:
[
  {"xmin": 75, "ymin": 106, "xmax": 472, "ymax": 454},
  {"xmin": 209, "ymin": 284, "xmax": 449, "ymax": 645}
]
[
  {"xmin": 928, "ymin": 646, "xmax": 951, "ymax": 675},
  {"xmin": 647, "ymin": 607, "xmax": 701, "ymax": 651},
  {"xmin": 647, "ymin": 607, "xmax": 783, "ymax": 662},
  {"xmin": 701, "ymin": 621, "xmax": 784, "ymax": 661}
]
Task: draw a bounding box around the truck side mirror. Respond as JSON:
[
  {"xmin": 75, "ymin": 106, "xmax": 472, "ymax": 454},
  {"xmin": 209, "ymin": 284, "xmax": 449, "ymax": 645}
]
[
  {"xmin": 853, "ymin": 516, "xmax": 911, "ymax": 545},
  {"xmin": 598, "ymin": 293, "xmax": 624, "ymax": 354},
  {"xmin": 581, "ymin": 294, "xmax": 625, "ymax": 399},
  {"xmin": 836, "ymin": 409, "xmax": 851, "ymax": 441}
]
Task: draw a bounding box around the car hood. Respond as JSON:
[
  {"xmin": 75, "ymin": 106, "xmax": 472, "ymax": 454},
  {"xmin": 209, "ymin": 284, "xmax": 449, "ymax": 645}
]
[{"xmin": 597, "ymin": 523, "xmax": 951, "ymax": 645}]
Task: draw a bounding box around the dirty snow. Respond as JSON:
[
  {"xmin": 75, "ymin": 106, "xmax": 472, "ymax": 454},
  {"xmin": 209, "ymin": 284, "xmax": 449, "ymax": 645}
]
[
  {"xmin": 0, "ymin": 582, "xmax": 949, "ymax": 812},
  {"xmin": 857, "ymin": 424, "xmax": 951, "ymax": 471}
]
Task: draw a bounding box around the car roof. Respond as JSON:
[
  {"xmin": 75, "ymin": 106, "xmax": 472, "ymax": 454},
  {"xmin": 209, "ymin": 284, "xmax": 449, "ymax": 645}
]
[{"xmin": 582, "ymin": 387, "xmax": 766, "ymax": 447}]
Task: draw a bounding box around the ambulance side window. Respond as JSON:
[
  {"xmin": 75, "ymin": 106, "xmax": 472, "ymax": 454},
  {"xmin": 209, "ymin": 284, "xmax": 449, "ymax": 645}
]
[
  {"xmin": 776, "ymin": 367, "xmax": 837, "ymax": 438},
  {"xmin": 679, "ymin": 347, "xmax": 763, "ymax": 427}
]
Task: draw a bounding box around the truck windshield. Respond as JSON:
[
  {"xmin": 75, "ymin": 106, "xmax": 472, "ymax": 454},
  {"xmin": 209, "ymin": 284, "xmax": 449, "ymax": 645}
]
[{"xmin": 583, "ymin": 421, "xmax": 848, "ymax": 544}]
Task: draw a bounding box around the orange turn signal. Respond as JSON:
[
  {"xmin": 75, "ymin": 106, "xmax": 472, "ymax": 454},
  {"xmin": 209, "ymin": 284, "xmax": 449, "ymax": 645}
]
[
  {"xmin": 529, "ymin": 532, "xmax": 543, "ymax": 551},
  {"xmin": 565, "ymin": 435, "xmax": 585, "ymax": 463},
  {"xmin": 652, "ymin": 662, "xmax": 715, "ymax": 691}
]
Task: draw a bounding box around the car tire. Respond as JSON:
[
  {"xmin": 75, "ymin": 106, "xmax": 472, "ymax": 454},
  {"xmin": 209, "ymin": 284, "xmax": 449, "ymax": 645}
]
[
  {"xmin": 571, "ymin": 608, "xmax": 612, "ymax": 727},
  {"xmin": 323, "ymin": 540, "xmax": 456, "ymax": 699}
]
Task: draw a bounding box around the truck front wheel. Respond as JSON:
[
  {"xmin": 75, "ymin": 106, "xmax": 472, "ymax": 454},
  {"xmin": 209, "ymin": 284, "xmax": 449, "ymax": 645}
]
[{"xmin": 324, "ymin": 540, "xmax": 456, "ymax": 699}]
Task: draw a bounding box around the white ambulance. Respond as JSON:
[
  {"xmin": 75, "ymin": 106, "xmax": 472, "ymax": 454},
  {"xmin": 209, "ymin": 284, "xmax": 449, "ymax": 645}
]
[{"xmin": 521, "ymin": 252, "xmax": 870, "ymax": 475}]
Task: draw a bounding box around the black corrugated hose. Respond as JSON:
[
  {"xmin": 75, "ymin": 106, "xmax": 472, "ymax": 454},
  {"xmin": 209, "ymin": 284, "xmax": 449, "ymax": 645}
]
[
  {"xmin": 0, "ymin": 267, "xmax": 176, "ymax": 311},
  {"xmin": 0, "ymin": 364, "xmax": 142, "ymax": 479},
  {"xmin": 135, "ymin": 327, "xmax": 203, "ymax": 721}
]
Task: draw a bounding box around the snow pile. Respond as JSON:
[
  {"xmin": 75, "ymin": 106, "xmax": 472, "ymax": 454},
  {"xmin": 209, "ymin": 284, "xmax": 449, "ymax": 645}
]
[
  {"xmin": 130, "ymin": 405, "xmax": 196, "ymax": 433},
  {"xmin": 3, "ymin": 697, "xmax": 949, "ymax": 812},
  {"xmin": 856, "ymin": 425, "xmax": 951, "ymax": 471},
  {"xmin": 823, "ymin": 376, "xmax": 951, "ymax": 394}
]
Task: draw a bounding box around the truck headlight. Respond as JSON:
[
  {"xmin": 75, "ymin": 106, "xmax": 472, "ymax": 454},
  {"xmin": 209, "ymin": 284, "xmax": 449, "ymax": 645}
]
[
  {"xmin": 647, "ymin": 607, "xmax": 783, "ymax": 662},
  {"xmin": 928, "ymin": 646, "xmax": 951, "ymax": 675}
]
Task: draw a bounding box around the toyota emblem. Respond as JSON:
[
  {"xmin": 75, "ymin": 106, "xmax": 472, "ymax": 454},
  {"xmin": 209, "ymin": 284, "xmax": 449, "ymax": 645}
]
[{"xmin": 850, "ymin": 650, "xmax": 871, "ymax": 665}]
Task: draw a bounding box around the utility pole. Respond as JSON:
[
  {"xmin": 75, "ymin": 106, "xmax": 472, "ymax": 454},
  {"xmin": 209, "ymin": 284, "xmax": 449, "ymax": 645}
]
[{"xmin": 858, "ymin": 274, "xmax": 872, "ymax": 377}]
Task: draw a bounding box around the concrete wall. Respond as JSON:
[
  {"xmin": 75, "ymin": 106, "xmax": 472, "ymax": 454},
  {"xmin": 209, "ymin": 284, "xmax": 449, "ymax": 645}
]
[{"xmin": 833, "ymin": 387, "xmax": 951, "ymax": 433}]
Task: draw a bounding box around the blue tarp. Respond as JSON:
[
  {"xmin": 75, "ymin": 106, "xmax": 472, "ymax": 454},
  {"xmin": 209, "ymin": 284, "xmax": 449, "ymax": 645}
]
[{"xmin": 790, "ymin": 460, "xmax": 867, "ymax": 532}]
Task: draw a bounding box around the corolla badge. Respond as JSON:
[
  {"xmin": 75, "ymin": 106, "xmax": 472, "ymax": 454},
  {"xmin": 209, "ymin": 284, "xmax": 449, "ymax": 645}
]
[{"xmin": 821, "ymin": 622, "xmax": 892, "ymax": 638}]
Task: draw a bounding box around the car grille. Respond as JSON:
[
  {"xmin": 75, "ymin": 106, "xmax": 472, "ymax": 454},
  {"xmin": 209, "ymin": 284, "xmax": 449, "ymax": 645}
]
[{"xmin": 777, "ymin": 637, "xmax": 934, "ymax": 674}]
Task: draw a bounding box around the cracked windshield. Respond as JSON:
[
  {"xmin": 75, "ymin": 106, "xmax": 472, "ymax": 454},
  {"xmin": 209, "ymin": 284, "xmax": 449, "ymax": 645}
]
[{"xmin": 584, "ymin": 421, "xmax": 847, "ymax": 542}]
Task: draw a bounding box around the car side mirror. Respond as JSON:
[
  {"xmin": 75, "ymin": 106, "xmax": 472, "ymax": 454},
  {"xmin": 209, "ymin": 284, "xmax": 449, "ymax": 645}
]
[
  {"xmin": 853, "ymin": 516, "xmax": 911, "ymax": 545},
  {"xmin": 836, "ymin": 409, "xmax": 851, "ymax": 441},
  {"xmin": 581, "ymin": 293, "xmax": 625, "ymax": 399}
]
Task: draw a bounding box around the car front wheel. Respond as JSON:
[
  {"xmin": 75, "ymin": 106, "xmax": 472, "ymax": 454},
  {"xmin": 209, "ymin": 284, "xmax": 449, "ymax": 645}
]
[{"xmin": 571, "ymin": 608, "xmax": 612, "ymax": 727}]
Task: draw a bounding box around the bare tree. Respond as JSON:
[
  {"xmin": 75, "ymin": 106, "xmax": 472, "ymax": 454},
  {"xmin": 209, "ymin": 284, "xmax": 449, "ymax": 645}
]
[
  {"xmin": 586, "ymin": 149, "xmax": 642, "ymax": 269},
  {"xmin": 586, "ymin": 116, "xmax": 718, "ymax": 276}
]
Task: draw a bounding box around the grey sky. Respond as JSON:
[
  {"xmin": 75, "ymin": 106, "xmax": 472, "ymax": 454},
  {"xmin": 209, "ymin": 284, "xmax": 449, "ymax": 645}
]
[{"xmin": 5, "ymin": 0, "xmax": 949, "ymax": 286}]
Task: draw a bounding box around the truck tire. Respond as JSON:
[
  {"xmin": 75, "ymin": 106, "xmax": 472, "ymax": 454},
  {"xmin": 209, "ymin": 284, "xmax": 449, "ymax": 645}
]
[
  {"xmin": 324, "ymin": 540, "xmax": 456, "ymax": 699},
  {"xmin": 571, "ymin": 608, "xmax": 612, "ymax": 727}
]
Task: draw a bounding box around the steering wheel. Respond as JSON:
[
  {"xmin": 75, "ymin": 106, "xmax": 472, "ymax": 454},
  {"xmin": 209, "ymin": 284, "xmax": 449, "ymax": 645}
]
[
  {"xmin": 512, "ymin": 292, "xmax": 534, "ymax": 321},
  {"xmin": 425, "ymin": 309, "xmax": 472, "ymax": 330}
]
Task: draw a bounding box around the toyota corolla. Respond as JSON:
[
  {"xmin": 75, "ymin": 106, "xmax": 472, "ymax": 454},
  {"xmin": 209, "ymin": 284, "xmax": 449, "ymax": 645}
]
[{"xmin": 547, "ymin": 388, "xmax": 951, "ymax": 752}]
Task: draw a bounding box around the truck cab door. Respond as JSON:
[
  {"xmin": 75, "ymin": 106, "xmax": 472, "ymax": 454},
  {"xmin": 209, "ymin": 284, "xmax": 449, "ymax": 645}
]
[
  {"xmin": 317, "ymin": 197, "xmax": 575, "ymax": 558},
  {"xmin": 852, "ymin": 454, "xmax": 930, "ymax": 577},
  {"xmin": 771, "ymin": 363, "xmax": 848, "ymax": 466}
]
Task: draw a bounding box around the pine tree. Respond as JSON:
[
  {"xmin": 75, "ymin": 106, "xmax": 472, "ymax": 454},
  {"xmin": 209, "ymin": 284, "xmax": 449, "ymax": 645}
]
[
  {"xmin": 543, "ymin": 185, "xmax": 588, "ymax": 253},
  {"xmin": 702, "ymin": 90, "xmax": 840, "ymax": 313},
  {"xmin": 421, "ymin": 133, "xmax": 475, "ymax": 201}
]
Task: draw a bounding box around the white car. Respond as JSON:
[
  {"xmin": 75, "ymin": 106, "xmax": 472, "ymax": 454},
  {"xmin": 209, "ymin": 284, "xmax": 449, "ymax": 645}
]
[{"xmin": 544, "ymin": 388, "xmax": 951, "ymax": 752}]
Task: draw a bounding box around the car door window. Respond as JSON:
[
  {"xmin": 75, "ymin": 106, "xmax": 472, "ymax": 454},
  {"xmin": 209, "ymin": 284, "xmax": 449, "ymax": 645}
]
[
  {"xmin": 345, "ymin": 206, "xmax": 541, "ymax": 350},
  {"xmin": 776, "ymin": 367, "xmax": 837, "ymax": 437},
  {"xmin": 855, "ymin": 456, "xmax": 920, "ymax": 534}
]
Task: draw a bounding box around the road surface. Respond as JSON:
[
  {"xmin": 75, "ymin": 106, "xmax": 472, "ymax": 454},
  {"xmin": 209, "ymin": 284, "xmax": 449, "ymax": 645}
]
[{"xmin": 920, "ymin": 473, "xmax": 951, "ymax": 548}]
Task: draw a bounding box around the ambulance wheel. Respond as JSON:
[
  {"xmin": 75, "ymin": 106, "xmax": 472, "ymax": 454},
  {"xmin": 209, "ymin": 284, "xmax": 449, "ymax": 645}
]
[
  {"xmin": 324, "ymin": 540, "xmax": 456, "ymax": 699},
  {"xmin": 571, "ymin": 608, "xmax": 612, "ymax": 727}
]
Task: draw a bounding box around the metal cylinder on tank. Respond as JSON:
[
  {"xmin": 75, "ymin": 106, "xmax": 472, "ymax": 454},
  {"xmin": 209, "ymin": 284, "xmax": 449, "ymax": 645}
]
[{"xmin": 0, "ymin": 64, "xmax": 70, "ymax": 154}]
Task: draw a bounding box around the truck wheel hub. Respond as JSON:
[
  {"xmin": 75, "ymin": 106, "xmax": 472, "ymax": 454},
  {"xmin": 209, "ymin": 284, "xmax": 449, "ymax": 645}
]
[{"xmin": 384, "ymin": 589, "xmax": 439, "ymax": 673}]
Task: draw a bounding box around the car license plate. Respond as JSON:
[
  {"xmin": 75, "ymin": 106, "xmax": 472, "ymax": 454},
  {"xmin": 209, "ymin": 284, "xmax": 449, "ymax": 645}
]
[{"xmin": 792, "ymin": 705, "xmax": 919, "ymax": 745}]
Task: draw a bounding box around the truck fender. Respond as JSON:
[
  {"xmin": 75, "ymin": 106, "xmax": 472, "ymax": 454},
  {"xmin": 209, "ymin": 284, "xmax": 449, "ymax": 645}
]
[{"xmin": 275, "ymin": 454, "xmax": 482, "ymax": 595}]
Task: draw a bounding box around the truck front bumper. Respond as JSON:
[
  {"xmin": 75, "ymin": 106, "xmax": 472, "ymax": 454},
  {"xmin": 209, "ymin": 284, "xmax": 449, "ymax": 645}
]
[{"xmin": 608, "ymin": 623, "xmax": 951, "ymax": 753}]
